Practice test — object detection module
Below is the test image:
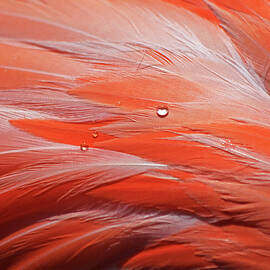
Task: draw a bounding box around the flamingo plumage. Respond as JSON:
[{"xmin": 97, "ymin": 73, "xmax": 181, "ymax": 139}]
[{"xmin": 1, "ymin": 0, "xmax": 270, "ymax": 269}]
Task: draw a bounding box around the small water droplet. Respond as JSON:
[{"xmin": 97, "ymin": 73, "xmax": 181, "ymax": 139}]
[
  {"xmin": 92, "ymin": 131, "xmax": 99, "ymax": 138},
  {"xmin": 80, "ymin": 143, "xmax": 89, "ymax": 151},
  {"xmin": 221, "ymin": 139, "xmax": 236, "ymax": 150},
  {"xmin": 156, "ymin": 106, "xmax": 169, "ymax": 118}
]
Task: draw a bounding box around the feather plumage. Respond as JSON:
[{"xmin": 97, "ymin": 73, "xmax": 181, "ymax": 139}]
[{"xmin": 1, "ymin": 0, "xmax": 270, "ymax": 269}]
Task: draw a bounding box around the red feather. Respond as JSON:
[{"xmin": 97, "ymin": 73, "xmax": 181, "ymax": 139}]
[{"xmin": 1, "ymin": 0, "xmax": 270, "ymax": 269}]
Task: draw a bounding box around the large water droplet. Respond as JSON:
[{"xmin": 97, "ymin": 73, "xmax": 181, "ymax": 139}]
[
  {"xmin": 80, "ymin": 143, "xmax": 89, "ymax": 151},
  {"xmin": 92, "ymin": 131, "xmax": 99, "ymax": 138},
  {"xmin": 156, "ymin": 106, "xmax": 169, "ymax": 118}
]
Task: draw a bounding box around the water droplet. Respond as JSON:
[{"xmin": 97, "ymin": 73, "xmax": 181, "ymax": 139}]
[
  {"xmin": 221, "ymin": 139, "xmax": 235, "ymax": 150},
  {"xmin": 80, "ymin": 143, "xmax": 89, "ymax": 151},
  {"xmin": 92, "ymin": 131, "xmax": 99, "ymax": 138},
  {"xmin": 156, "ymin": 106, "xmax": 169, "ymax": 118}
]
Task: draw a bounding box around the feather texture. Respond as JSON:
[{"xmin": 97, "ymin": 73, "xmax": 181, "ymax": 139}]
[{"xmin": 1, "ymin": 0, "xmax": 270, "ymax": 269}]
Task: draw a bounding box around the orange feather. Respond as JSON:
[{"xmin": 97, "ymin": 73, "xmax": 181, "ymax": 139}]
[{"xmin": 1, "ymin": 0, "xmax": 270, "ymax": 269}]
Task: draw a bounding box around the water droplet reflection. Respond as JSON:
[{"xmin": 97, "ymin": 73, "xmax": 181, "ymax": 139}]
[
  {"xmin": 80, "ymin": 143, "xmax": 89, "ymax": 151},
  {"xmin": 156, "ymin": 106, "xmax": 169, "ymax": 118},
  {"xmin": 92, "ymin": 131, "xmax": 99, "ymax": 138}
]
